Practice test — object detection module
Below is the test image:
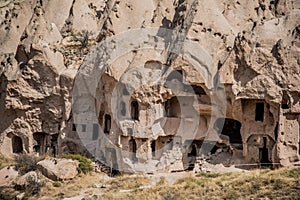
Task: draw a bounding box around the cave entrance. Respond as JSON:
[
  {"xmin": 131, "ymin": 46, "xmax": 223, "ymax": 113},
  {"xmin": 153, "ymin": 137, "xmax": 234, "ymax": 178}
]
[
  {"xmin": 259, "ymin": 137, "xmax": 271, "ymax": 166},
  {"xmin": 12, "ymin": 135, "xmax": 23, "ymax": 154},
  {"xmin": 131, "ymin": 101, "xmax": 139, "ymax": 121},
  {"xmin": 50, "ymin": 134, "xmax": 59, "ymax": 157},
  {"xmin": 107, "ymin": 148, "xmax": 119, "ymax": 176},
  {"xmin": 165, "ymin": 97, "xmax": 181, "ymax": 117},
  {"xmin": 129, "ymin": 138, "xmax": 137, "ymax": 161},
  {"xmin": 167, "ymin": 70, "xmax": 183, "ymax": 82},
  {"xmin": 255, "ymin": 102, "xmax": 264, "ymax": 122},
  {"xmin": 151, "ymin": 140, "xmax": 156, "ymax": 158},
  {"xmin": 33, "ymin": 132, "xmax": 46, "ymax": 155},
  {"xmin": 104, "ymin": 114, "xmax": 111, "ymax": 134},
  {"xmin": 187, "ymin": 144, "xmax": 197, "ymax": 170},
  {"xmin": 182, "ymin": 140, "xmax": 203, "ymax": 171},
  {"xmin": 214, "ymin": 118, "xmax": 242, "ymax": 148}
]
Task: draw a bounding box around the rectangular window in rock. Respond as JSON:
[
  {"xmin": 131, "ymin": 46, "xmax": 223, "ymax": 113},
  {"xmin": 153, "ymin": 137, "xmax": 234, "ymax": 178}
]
[
  {"xmin": 131, "ymin": 101, "xmax": 139, "ymax": 120},
  {"xmin": 255, "ymin": 102, "xmax": 264, "ymax": 122},
  {"xmin": 93, "ymin": 124, "xmax": 99, "ymax": 140},
  {"xmin": 104, "ymin": 114, "xmax": 111, "ymax": 134},
  {"xmin": 72, "ymin": 124, "xmax": 77, "ymax": 131},
  {"xmin": 151, "ymin": 140, "xmax": 156, "ymax": 157},
  {"xmin": 82, "ymin": 124, "xmax": 86, "ymax": 132}
]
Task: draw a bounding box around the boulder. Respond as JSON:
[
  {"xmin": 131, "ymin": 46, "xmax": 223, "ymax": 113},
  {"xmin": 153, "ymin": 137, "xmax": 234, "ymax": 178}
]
[
  {"xmin": 0, "ymin": 166, "xmax": 18, "ymax": 187},
  {"xmin": 37, "ymin": 158, "xmax": 79, "ymax": 181},
  {"xmin": 14, "ymin": 171, "xmax": 38, "ymax": 189}
]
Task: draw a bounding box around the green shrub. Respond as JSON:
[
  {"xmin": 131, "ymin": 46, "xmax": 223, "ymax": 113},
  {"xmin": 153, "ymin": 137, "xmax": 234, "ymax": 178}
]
[
  {"xmin": 14, "ymin": 154, "xmax": 44, "ymax": 175},
  {"xmin": 25, "ymin": 175, "xmax": 44, "ymax": 196},
  {"xmin": 71, "ymin": 29, "xmax": 93, "ymax": 48},
  {"xmin": 53, "ymin": 181, "xmax": 61, "ymax": 187},
  {"xmin": 60, "ymin": 154, "xmax": 93, "ymax": 174},
  {"xmin": 196, "ymin": 172, "xmax": 220, "ymax": 178}
]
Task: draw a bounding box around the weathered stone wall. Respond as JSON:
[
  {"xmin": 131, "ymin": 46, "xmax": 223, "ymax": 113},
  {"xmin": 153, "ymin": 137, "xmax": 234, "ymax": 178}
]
[{"xmin": 0, "ymin": 0, "xmax": 299, "ymax": 172}]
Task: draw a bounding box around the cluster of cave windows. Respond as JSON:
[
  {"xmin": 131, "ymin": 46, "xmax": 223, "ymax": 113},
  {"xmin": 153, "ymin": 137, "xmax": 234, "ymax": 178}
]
[{"xmin": 10, "ymin": 132, "xmax": 59, "ymax": 156}]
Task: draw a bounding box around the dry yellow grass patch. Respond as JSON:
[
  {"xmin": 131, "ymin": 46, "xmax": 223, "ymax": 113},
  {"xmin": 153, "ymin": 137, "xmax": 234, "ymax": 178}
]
[
  {"xmin": 39, "ymin": 172, "xmax": 104, "ymax": 199},
  {"xmin": 0, "ymin": 153, "xmax": 14, "ymax": 169},
  {"xmin": 99, "ymin": 167, "xmax": 300, "ymax": 200}
]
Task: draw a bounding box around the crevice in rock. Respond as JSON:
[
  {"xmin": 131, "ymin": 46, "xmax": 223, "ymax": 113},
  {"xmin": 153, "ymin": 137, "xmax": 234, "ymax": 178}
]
[
  {"xmin": 271, "ymin": 39, "xmax": 284, "ymax": 65},
  {"xmin": 96, "ymin": 0, "xmax": 118, "ymax": 42}
]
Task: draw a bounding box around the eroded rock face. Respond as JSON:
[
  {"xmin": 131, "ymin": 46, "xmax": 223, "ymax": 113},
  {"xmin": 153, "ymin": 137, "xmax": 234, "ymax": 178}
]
[{"xmin": 0, "ymin": 0, "xmax": 299, "ymax": 172}]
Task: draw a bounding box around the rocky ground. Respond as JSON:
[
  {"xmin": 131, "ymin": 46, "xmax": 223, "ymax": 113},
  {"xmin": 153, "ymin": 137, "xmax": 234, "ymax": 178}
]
[
  {"xmin": 1, "ymin": 159, "xmax": 299, "ymax": 199},
  {"xmin": 1, "ymin": 152, "xmax": 299, "ymax": 199}
]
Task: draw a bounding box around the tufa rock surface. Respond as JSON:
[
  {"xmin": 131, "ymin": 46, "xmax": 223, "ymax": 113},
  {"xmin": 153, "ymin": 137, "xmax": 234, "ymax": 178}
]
[
  {"xmin": 0, "ymin": 0, "xmax": 299, "ymax": 172},
  {"xmin": 37, "ymin": 158, "xmax": 79, "ymax": 181}
]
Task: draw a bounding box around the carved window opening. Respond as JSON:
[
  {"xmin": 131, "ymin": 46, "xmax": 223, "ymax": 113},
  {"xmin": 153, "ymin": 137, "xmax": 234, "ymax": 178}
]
[
  {"xmin": 187, "ymin": 144, "xmax": 197, "ymax": 170},
  {"xmin": 281, "ymin": 91, "xmax": 290, "ymax": 109},
  {"xmin": 72, "ymin": 124, "xmax": 77, "ymax": 131},
  {"xmin": 131, "ymin": 101, "xmax": 139, "ymax": 120},
  {"xmin": 259, "ymin": 137, "xmax": 271, "ymax": 166},
  {"xmin": 165, "ymin": 97, "xmax": 181, "ymax": 118},
  {"xmin": 50, "ymin": 134, "xmax": 59, "ymax": 157},
  {"xmin": 192, "ymin": 85, "xmax": 206, "ymax": 96},
  {"xmin": 214, "ymin": 118, "xmax": 242, "ymax": 146},
  {"xmin": 104, "ymin": 114, "xmax": 111, "ymax": 134},
  {"xmin": 129, "ymin": 138, "xmax": 137, "ymax": 161},
  {"xmin": 167, "ymin": 70, "xmax": 183, "ymax": 82},
  {"xmin": 12, "ymin": 136, "xmax": 23, "ymax": 154},
  {"xmin": 33, "ymin": 132, "xmax": 46, "ymax": 154},
  {"xmin": 151, "ymin": 140, "xmax": 156, "ymax": 157},
  {"xmin": 255, "ymin": 102, "xmax": 264, "ymax": 122},
  {"xmin": 121, "ymin": 101, "xmax": 126, "ymax": 116},
  {"xmin": 123, "ymin": 87, "xmax": 129, "ymax": 95},
  {"xmin": 93, "ymin": 124, "xmax": 99, "ymax": 140}
]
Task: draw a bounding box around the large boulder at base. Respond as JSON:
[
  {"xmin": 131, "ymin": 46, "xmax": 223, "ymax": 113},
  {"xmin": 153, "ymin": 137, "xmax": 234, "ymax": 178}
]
[
  {"xmin": 0, "ymin": 166, "xmax": 18, "ymax": 187},
  {"xmin": 37, "ymin": 158, "xmax": 79, "ymax": 181},
  {"xmin": 14, "ymin": 171, "xmax": 38, "ymax": 189}
]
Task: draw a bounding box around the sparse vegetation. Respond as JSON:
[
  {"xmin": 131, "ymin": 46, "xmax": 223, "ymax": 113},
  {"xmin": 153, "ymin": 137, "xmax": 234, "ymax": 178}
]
[
  {"xmin": 52, "ymin": 181, "xmax": 62, "ymax": 187},
  {"xmin": 5, "ymin": 165, "xmax": 300, "ymax": 199},
  {"xmin": 0, "ymin": 153, "xmax": 14, "ymax": 169},
  {"xmin": 71, "ymin": 29, "xmax": 94, "ymax": 49},
  {"xmin": 60, "ymin": 154, "xmax": 94, "ymax": 174},
  {"xmin": 14, "ymin": 154, "xmax": 44, "ymax": 175},
  {"xmin": 98, "ymin": 167, "xmax": 300, "ymax": 200},
  {"xmin": 25, "ymin": 175, "xmax": 45, "ymax": 196}
]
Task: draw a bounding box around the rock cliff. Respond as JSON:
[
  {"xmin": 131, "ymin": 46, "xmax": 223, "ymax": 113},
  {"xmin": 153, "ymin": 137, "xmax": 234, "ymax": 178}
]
[{"xmin": 0, "ymin": 0, "xmax": 299, "ymax": 171}]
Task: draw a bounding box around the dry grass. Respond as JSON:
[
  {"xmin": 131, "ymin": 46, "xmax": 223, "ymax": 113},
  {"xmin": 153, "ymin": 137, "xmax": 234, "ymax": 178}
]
[
  {"xmin": 39, "ymin": 172, "xmax": 101, "ymax": 199},
  {"xmin": 37, "ymin": 172, "xmax": 151, "ymax": 200},
  {"xmin": 32, "ymin": 167, "xmax": 300, "ymax": 199},
  {"xmin": 99, "ymin": 167, "xmax": 300, "ymax": 200},
  {"xmin": 0, "ymin": 153, "xmax": 14, "ymax": 169}
]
